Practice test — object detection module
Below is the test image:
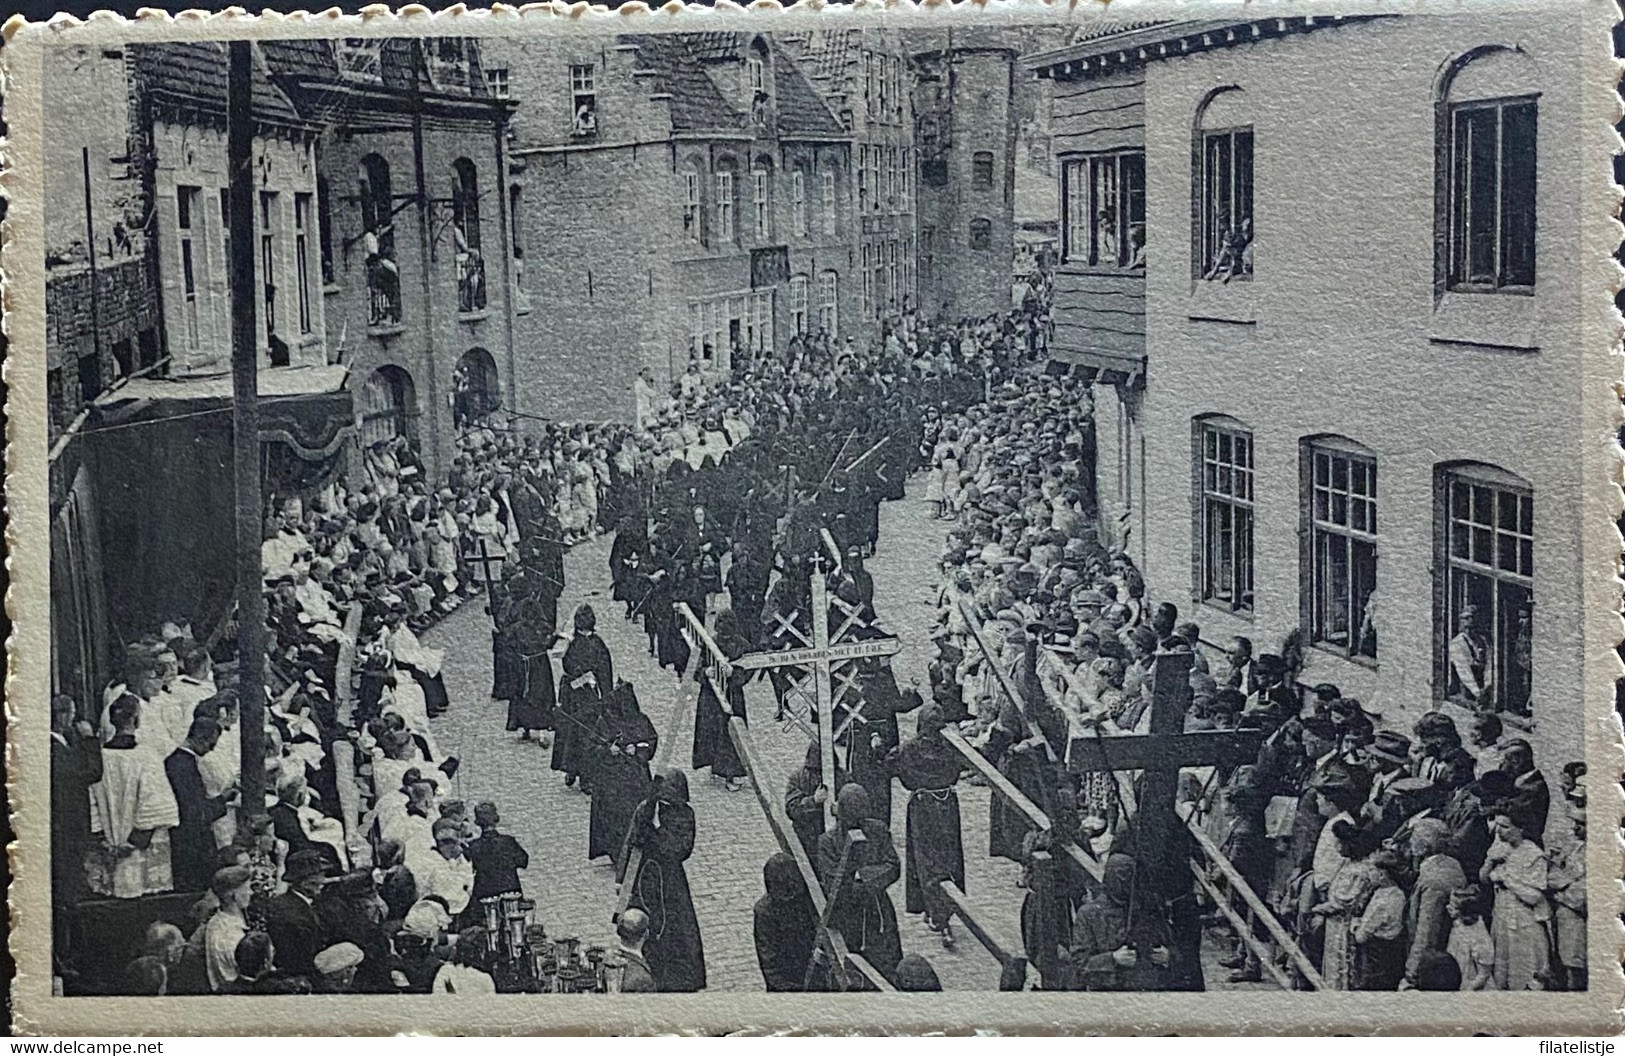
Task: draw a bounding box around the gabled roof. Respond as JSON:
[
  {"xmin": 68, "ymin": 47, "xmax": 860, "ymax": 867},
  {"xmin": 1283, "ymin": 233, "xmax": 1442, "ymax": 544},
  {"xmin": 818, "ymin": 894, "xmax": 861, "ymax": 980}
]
[
  {"xmin": 687, "ymin": 32, "xmax": 748, "ymax": 63},
  {"xmin": 133, "ymin": 41, "xmax": 306, "ymax": 127},
  {"xmin": 627, "ymin": 33, "xmax": 744, "ymax": 132},
  {"xmin": 772, "ymin": 39, "xmax": 847, "ymax": 139},
  {"xmin": 794, "ymin": 29, "xmax": 861, "ymax": 85}
]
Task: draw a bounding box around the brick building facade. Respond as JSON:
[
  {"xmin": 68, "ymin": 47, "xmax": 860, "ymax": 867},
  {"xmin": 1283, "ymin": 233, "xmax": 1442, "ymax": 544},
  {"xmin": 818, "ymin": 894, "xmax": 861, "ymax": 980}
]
[
  {"xmin": 1032, "ymin": 14, "xmax": 1607, "ymax": 784},
  {"xmin": 484, "ymin": 28, "xmax": 1026, "ymax": 424}
]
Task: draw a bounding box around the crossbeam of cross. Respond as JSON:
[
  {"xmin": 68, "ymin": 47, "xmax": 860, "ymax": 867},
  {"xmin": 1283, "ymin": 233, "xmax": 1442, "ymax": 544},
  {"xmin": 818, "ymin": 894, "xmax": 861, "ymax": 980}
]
[
  {"xmin": 732, "ymin": 558, "xmax": 900, "ymax": 829},
  {"xmin": 674, "ymin": 601, "xmax": 895, "ymax": 992}
]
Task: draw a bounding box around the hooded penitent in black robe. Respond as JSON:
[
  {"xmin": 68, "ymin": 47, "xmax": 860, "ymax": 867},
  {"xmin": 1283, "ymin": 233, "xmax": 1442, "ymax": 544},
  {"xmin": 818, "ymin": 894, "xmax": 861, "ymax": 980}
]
[
  {"xmin": 983, "ymin": 698, "xmax": 1067, "ymax": 863},
  {"xmin": 690, "ymin": 614, "xmax": 749, "ymax": 781},
  {"xmin": 505, "ymin": 591, "xmax": 557, "ymax": 733},
  {"xmin": 815, "ymin": 784, "xmax": 903, "ymax": 985},
  {"xmin": 489, "ymin": 574, "xmax": 520, "ymax": 703},
  {"xmin": 553, "ymin": 619, "xmax": 614, "ymax": 782},
  {"xmin": 623, "ymin": 770, "xmax": 706, "ymax": 992},
  {"xmin": 784, "ymin": 741, "xmax": 849, "ymax": 864},
  {"xmin": 649, "ymin": 527, "xmax": 691, "ymax": 673},
  {"xmin": 753, "ymin": 851, "xmax": 819, "ymax": 992},
  {"xmin": 840, "ymin": 661, "xmax": 921, "ymax": 828},
  {"xmin": 608, "ymin": 514, "xmax": 648, "ymax": 609},
  {"xmin": 589, "ymin": 682, "xmax": 656, "ymax": 866},
  {"xmin": 892, "ymin": 705, "xmax": 965, "ymax": 927}
]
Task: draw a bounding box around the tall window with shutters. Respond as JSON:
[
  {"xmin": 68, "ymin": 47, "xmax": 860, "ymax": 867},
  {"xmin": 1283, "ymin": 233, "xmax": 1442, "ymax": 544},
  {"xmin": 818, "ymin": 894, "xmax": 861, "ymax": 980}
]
[
  {"xmin": 177, "ymin": 185, "xmax": 202, "ymax": 348},
  {"xmin": 716, "ymin": 171, "xmax": 735, "ymax": 243},
  {"xmin": 860, "ymin": 243, "xmax": 872, "ymax": 316},
  {"xmin": 1438, "ymin": 464, "xmax": 1533, "ymax": 716},
  {"xmin": 822, "ymin": 170, "xmax": 837, "ymax": 236},
  {"xmin": 259, "ymin": 191, "xmax": 279, "ymax": 347},
  {"xmin": 752, "ymin": 168, "xmax": 770, "ymax": 241},
  {"xmin": 1447, "ymin": 98, "xmax": 1537, "ymax": 290},
  {"xmin": 1196, "ymin": 418, "xmax": 1254, "ymax": 613},
  {"xmin": 791, "ymin": 171, "xmax": 807, "ymax": 238},
  {"xmin": 1305, "ymin": 439, "xmax": 1378, "ymax": 660},
  {"xmin": 1062, "ymin": 151, "xmax": 1145, "ymax": 269},
  {"xmin": 789, "ymin": 274, "xmax": 809, "ymax": 334},
  {"xmin": 294, "ymin": 192, "xmax": 313, "ymax": 334},
  {"xmin": 683, "ymin": 172, "xmax": 703, "ymax": 243},
  {"xmin": 818, "ymin": 270, "xmax": 838, "ymax": 336}
]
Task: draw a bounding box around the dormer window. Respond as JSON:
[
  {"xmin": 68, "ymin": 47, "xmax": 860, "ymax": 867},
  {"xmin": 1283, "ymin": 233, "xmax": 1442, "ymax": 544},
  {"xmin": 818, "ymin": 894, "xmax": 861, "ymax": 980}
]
[
  {"xmin": 336, "ymin": 39, "xmax": 382, "ymax": 82},
  {"xmin": 570, "ymin": 64, "xmax": 598, "ymax": 138},
  {"xmin": 747, "ymin": 56, "xmax": 765, "ymax": 94}
]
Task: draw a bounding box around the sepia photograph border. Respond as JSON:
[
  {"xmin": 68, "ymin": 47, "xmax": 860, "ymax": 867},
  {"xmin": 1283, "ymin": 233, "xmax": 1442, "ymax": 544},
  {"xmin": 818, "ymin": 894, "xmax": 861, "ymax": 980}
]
[{"xmin": 3, "ymin": 0, "xmax": 1623, "ymax": 1035}]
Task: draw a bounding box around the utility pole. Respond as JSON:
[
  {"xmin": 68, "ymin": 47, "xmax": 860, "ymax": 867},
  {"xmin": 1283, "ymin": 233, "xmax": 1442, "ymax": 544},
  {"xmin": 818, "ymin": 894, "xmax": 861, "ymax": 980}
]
[{"xmin": 229, "ymin": 40, "xmax": 268, "ymax": 829}]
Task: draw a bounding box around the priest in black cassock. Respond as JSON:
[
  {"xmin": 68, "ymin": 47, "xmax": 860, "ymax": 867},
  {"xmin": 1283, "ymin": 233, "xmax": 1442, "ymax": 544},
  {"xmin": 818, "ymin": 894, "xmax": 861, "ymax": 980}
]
[
  {"xmin": 555, "ymin": 604, "xmax": 614, "ymax": 792},
  {"xmin": 690, "ymin": 609, "xmax": 750, "ymax": 792},
  {"xmin": 889, "ymin": 702, "xmax": 966, "ymax": 944},
  {"xmin": 589, "ymin": 680, "xmax": 656, "ymax": 868}
]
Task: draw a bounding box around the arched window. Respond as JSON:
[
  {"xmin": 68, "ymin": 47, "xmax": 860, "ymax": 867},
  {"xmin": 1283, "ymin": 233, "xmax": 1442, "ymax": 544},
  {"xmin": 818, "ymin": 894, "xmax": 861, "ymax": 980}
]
[
  {"xmin": 681, "ymin": 156, "xmax": 706, "ymax": 244},
  {"xmin": 817, "ymin": 270, "xmax": 838, "ymax": 336},
  {"xmin": 1301, "ymin": 435, "xmax": 1379, "ymax": 660},
  {"xmin": 789, "ymin": 273, "xmax": 809, "ymax": 335},
  {"xmin": 359, "ymin": 364, "xmax": 417, "ymax": 449},
  {"xmin": 1194, "ymin": 87, "xmax": 1253, "ymax": 282},
  {"xmin": 1193, "ymin": 414, "xmax": 1254, "ymax": 613},
  {"xmin": 509, "ymin": 183, "xmax": 525, "ymax": 291},
  {"xmin": 714, "ymin": 156, "xmax": 738, "ymax": 243},
  {"xmin": 452, "ymin": 159, "xmax": 485, "ymax": 312},
  {"xmin": 969, "ymin": 218, "xmax": 992, "ymax": 251},
  {"xmin": 972, "ymin": 150, "xmax": 994, "ymax": 190},
  {"xmin": 359, "ymin": 155, "xmax": 400, "ymax": 325},
  {"xmin": 751, "ymin": 154, "xmax": 774, "ymax": 242},
  {"xmin": 791, "ymin": 165, "xmax": 808, "ymax": 238},
  {"xmin": 452, "ymin": 347, "xmax": 501, "ymax": 429},
  {"xmin": 1438, "ymin": 48, "xmax": 1540, "ymax": 292},
  {"xmin": 1434, "ymin": 460, "xmax": 1533, "ymax": 716}
]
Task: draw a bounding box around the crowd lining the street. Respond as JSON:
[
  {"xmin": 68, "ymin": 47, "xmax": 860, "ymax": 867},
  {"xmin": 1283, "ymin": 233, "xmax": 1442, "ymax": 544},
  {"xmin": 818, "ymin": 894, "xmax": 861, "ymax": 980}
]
[{"xmin": 51, "ymin": 273, "xmax": 1586, "ymax": 996}]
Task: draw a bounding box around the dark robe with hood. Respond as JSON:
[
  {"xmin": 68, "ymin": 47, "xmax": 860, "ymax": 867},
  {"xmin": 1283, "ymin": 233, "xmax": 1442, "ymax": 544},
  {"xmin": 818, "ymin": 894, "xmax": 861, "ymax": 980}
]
[
  {"xmin": 608, "ymin": 513, "xmax": 648, "ymax": 607},
  {"xmin": 1070, "ymin": 853, "xmax": 1179, "ymax": 991},
  {"xmin": 753, "ymin": 851, "xmax": 819, "ymax": 992},
  {"xmin": 589, "ymin": 682, "xmax": 657, "ymax": 865},
  {"xmin": 891, "ymin": 705, "xmax": 966, "ymax": 924},
  {"xmin": 553, "ymin": 615, "xmax": 614, "ymax": 780},
  {"xmin": 785, "ymin": 741, "xmax": 849, "ymax": 864},
  {"xmin": 815, "ymin": 784, "xmax": 904, "ymax": 985},
  {"xmin": 623, "ymin": 770, "xmax": 706, "ymax": 992},
  {"xmin": 691, "ymin": 613, "xmax": 750, "ymax": 780},
  {"xmin": 505, "ymin": 590, "xmax": 557, "ymax": 733},
  {"xmin": 840, "ymin": 661, "xmax": 922, "ymax": 828}
]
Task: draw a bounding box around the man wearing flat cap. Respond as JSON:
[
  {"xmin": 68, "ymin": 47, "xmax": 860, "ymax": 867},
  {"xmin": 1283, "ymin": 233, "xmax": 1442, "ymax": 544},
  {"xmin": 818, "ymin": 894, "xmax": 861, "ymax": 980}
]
[
  {"xmin": 261, "ymin": 849, "xmax": 332, "ymax": 983},
  {"xmin": 312, "ymin": 942, "xmax": 365, "ymax": 994}
]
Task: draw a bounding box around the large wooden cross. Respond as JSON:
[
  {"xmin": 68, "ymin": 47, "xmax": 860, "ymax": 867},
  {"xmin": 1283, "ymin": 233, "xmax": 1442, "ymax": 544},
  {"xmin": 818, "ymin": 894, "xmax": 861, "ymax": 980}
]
[
  {"xmin": 731, "ymin": 555, "xmax": 901, "ymax": 828},
  {"xmin": 672, "ymin": 600, "xmax": 896, "ymax": 991}
]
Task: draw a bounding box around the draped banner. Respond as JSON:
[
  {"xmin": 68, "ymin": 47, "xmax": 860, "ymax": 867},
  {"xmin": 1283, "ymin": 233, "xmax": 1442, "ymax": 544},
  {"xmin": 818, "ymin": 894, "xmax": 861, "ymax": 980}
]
[{"xmin": 49, "ymin": 460, "xmax": 111, "ymax": 717}]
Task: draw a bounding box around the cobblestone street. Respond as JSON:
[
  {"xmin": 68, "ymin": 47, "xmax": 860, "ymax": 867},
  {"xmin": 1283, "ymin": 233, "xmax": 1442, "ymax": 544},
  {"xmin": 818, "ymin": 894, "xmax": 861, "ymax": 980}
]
[{"xmin": 424, "ymin": 476, "xmax": 1023, "ymax": 991}]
